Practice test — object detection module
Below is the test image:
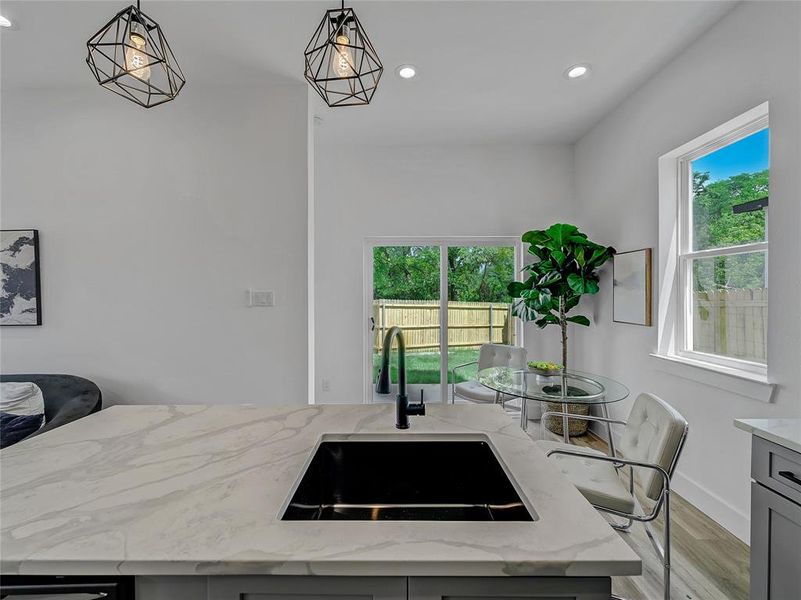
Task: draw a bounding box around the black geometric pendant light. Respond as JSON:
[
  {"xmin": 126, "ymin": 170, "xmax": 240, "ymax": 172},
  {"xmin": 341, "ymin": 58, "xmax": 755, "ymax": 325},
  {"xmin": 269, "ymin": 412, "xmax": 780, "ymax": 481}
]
[
  {"xmin": 86, "ymin": 0, "xmax": 185, "ymax": 108},
  {"xmin": 304, "ymin": 1, "xmax": 383, "ymax": 107}
]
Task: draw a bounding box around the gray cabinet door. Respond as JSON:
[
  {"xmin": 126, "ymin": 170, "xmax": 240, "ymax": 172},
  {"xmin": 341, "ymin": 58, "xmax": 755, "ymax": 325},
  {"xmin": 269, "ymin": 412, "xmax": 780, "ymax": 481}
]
[
  {"xmin": 750, "ymin": 482, "xmax": 801, "ymax": 600},
  {"xmin": 208, "ymin": 576, "xmax": 407, "ymax": 600},
  {"xmin": 137, "ymin": 576, "xmax": 208, "ymax": 600},
  {"xmin": 408, "ymin": 576, "xmax": 611, "ymax": 600}
]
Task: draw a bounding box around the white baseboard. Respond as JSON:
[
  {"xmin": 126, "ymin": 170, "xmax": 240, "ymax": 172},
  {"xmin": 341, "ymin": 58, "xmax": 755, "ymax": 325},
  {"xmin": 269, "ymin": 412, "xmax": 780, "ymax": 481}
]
[
  {"xmin": 671, "ymin": 469, "xmax": 750, "ymax": 544},
  {"xmin": 588, "ymin": 423, "xmax": 750, "ymax": 545}
]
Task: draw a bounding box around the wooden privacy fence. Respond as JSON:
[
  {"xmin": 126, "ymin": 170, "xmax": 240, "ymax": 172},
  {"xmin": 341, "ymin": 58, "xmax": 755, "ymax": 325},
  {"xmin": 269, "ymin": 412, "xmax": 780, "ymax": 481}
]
[
  {"xmin": 692, "ymin": 288, "xmax": 767, "ymax": 363},
  {"xmin": 373, "ymin": 299, "xmax": 515, "ymax": 352}
]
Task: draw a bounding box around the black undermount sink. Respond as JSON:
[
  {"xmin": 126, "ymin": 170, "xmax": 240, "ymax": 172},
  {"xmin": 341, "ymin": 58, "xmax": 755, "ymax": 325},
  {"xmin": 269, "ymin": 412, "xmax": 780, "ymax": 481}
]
[{"xmin": 282, "ymin": 439, "xmax": 534, "ymax": 521}]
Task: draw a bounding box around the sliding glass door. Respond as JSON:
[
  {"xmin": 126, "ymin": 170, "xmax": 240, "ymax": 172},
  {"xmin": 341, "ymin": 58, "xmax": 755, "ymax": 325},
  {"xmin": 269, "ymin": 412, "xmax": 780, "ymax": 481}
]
[
  {"xmin": 446, "ymin": 246, "xmax": 517, "ymax": 403},
  {"xmin": 370, "ymin": 245, "xmax": 442, "ymax": 404},
  {"xmin": 366, "ymin": 238, "xmax": 521, "ymax": 404}
]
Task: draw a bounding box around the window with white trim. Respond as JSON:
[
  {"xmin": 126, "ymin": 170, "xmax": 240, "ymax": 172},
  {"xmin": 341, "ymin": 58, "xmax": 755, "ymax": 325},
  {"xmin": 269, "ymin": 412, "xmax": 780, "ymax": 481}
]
[{"xmin": 658, "ymin": 103, "xmax": 769, "ymax": 379}]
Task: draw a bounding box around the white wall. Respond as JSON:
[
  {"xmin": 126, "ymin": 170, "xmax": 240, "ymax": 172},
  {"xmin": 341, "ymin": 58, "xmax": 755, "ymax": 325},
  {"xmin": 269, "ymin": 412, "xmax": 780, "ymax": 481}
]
[
  {"xmin": 573, "ymin": 1, "xmax": 801, "ymax": 542},
  {"xmin": 313, "ymin": 142, "xmax": 575, "ymax": 404},
  {"xmin": 0, "ymin": 84, "xmax": 310, "ymax": 406}
]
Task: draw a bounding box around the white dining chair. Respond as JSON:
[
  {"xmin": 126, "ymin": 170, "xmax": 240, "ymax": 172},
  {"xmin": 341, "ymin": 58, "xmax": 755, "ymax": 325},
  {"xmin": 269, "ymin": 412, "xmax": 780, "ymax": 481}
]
[
  {"xmin": 451, "ymin": 343, "xmax": 527, "ymax": 405},
  {"xmin": 536, "ymin": 392, "xmax": 689, "ymax": 600}
]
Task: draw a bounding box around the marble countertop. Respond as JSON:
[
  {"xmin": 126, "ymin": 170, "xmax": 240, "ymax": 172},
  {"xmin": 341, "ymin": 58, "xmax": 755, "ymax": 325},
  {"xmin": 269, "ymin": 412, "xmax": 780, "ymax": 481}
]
[
  {"xmin": 735, "ymin": 418, "xmax": 801, "ymax": 454},
  {"xmin": 1, "ymin": 404, "xmax": 640, "ymax": 577}
]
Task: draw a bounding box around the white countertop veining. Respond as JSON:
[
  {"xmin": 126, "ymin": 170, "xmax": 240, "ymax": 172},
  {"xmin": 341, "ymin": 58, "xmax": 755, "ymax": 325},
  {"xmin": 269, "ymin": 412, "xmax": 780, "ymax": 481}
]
[
  {"xmin": 0, "ymin": 404, "xmax": 640, "ymax": 577},
  {"xmin": 734, "ymin": 418, "xmax": 801, "ymax": 454}
]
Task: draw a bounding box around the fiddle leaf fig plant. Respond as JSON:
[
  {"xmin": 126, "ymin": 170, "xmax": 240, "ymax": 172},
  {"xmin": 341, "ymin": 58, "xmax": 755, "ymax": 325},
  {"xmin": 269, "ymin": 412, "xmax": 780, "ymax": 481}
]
[{"xmin": 508, "ymin": 224, "xmax": 615, "ymax": 372}]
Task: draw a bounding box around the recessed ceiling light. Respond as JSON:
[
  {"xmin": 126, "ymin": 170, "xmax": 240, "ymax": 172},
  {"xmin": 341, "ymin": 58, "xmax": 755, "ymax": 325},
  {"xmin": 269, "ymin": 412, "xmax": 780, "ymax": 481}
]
[
  {"xmin": 0, "ymin": 15, "xmax": 12, "ymax": 28},
  {"xmin": 565, "ymin": 64, "xmax": 590, "ymax": 80},
  {"xmin": 396, "ymin": 65, "xmax": 417, "ymax": 79}
]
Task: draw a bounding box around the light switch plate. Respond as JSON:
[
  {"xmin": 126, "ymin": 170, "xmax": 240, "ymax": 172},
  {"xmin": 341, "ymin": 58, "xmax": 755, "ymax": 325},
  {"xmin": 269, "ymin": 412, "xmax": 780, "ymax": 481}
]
[{"xmin": 248, "ymin": 290, "xmax": 275, "ymax": 307}]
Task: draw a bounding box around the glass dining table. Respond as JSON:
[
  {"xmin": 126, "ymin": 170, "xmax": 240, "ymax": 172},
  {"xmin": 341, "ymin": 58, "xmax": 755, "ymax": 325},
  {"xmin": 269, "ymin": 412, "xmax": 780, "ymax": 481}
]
[{"xmin": 477, "ymin": 367, "xmax": 630, "ymax": 452}]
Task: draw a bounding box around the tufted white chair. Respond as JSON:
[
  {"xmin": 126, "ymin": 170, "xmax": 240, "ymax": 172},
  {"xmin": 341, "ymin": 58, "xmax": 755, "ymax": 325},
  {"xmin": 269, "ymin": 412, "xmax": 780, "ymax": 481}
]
[
  {"xmin": 451, "ymin": 344, "xmax": 527, "ymax": 405},
  {"xmin": 535, "ymin": 393, "xmax": 688, "ymax": 600}
]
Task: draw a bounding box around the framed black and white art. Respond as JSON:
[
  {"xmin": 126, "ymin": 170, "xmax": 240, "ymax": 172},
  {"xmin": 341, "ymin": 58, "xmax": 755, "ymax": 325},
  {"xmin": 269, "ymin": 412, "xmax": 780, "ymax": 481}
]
[
  {"xmin": 613, "ymin": 248, "xmax": 652, "ymax": 326},
  {"xmin": 1, "ymin": 230, "xmax": 42, "ymax": 326}
]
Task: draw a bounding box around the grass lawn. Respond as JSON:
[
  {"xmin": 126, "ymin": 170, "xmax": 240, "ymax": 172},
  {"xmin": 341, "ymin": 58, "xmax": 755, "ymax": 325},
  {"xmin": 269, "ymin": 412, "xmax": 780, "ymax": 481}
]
[{"xmin": 372, "ymin": 348, "xmax": 480, "ymax": 384}]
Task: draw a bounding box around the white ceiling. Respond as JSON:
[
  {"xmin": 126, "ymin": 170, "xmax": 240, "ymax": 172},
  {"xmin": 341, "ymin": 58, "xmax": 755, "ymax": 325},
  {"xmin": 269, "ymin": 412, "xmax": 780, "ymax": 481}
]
[{"xmin": 0, "ymin": 1, "xmax": 736, "ymax": 145}]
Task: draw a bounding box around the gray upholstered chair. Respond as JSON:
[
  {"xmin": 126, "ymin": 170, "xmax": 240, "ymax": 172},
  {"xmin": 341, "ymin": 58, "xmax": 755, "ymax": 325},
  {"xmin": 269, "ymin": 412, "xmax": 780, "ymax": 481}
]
[
  {"xmin": 536, "ymin": 393, "xmax": 688, "ymax": 600},
  {"xmin": 0, "ymin": 374, "xmax": 102, "ymax": 443},
  {"xmin": 451, "ymin": 343, "xmax": 527, "ymax": 404}
]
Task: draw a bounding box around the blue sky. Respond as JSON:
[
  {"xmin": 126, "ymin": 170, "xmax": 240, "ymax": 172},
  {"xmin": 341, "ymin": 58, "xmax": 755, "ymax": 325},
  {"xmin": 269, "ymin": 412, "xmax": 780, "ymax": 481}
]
[{"xmin": 692, "ymin": 128, "xmax": 769, "ymax": 182}]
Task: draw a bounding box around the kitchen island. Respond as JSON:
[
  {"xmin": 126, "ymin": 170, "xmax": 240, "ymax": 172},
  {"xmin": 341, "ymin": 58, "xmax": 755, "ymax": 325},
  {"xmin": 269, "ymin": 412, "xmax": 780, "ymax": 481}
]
[
  {"xmin": 1, "ymin": 403, "xmax": 640, "ymax": 599},
  {"xmin": 734, "ymin": 418, "xmax": 801, "ymax": 599}
]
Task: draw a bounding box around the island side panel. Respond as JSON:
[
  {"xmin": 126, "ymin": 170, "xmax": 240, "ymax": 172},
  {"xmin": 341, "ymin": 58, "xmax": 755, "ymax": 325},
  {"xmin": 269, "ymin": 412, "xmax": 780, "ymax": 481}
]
[{"xmin": 136, "ymin": 576, "xmax": 612, "ymax": 600}]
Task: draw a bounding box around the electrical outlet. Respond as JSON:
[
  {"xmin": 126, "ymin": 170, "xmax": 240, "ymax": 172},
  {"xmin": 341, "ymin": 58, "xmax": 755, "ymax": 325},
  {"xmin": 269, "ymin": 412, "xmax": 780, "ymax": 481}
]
[
  {"xmin": 248, "ymin": 290, "xmax": 274, "ymax": 307},
  {"xmin": 321, "ymin": 378, "xmax": 331, "ymax": 392}
]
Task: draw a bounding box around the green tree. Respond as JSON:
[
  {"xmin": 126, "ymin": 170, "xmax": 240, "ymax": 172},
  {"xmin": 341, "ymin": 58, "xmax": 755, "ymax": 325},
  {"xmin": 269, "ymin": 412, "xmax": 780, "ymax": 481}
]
[
  {"xmin": 507, "ymin": 224, "xmax": 615, "ymax": 372},
  {"xmin": 373, "ymin": 246, "xmax": 440, "ymax": 300},
  {"xmin": 372, "ymin": 246, "xmax": 515, "ymax": 302},
  {"xmin": 692, "ymin": 169, "xmax": 768, "ymax": 290},
  {"xmin": 446, "ymin": 246, "xmax": 514, "ymax": 302}
]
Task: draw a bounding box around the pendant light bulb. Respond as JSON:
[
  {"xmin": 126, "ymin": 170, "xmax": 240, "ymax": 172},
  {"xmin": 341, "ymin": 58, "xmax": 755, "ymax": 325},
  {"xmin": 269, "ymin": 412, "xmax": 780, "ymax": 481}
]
[
  {"xmin": 125, "ymin": 19, "xmax": 151, "ymax": 81},
  {"xmin": 332, "ymin": 24, "xmax": 354, "ymax": 78}
]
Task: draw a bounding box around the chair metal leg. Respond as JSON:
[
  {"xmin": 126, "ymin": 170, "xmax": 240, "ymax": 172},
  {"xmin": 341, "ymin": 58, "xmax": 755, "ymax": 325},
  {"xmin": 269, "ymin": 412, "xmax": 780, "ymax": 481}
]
[
  {"xmin": 611, "ymin": 468, "xmax": 634, "ymax": 531},
  {"xmin": 611, "ymin": 468, "xmax": 635, "ymax": 533},
  {"xmin": 561, "ymin": 401, "xmax": 569, "ymax": 443},
  {"xmin": 601, "ymin": 402, "xmax": 617, "ymax": 458},
  {"xmin": 520, "ymin": 397, "xmax": 528, "ymax": 431},
  {"xmin": 616, "ymin": 494, "xmax": 670, "ymax": 600},
  {"xmin": 662, "ymin": 489, "xmax": 671, "ymax": 600},
  {"xmin": 607, "ymin": 505, "xmax": 671, "ymax": 600}
]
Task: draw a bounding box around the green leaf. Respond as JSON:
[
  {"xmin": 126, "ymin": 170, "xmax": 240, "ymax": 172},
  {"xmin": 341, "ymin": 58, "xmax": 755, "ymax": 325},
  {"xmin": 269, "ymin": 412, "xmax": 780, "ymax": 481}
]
[
  {"xmin": 575, "ymin": 246, "xmax": 586, "ymax": 267},
  {"xmin": 538, "ymin": 271, "xmax": 562, "ymax": 287},
  {"xmin": 566, "ymin": 315, "xmax": 591, "ymax": 326},
  {"xmin": 545, "ymin": 223, "xmax": 580, "ymax": 246},
  {"xmin": 528, "ymin": 245, "xmax": 550, "ymax": 260},
  {"xmin": 564, "ymin": 295, "xmax": 581, "ymax": 311},
  {"xmin": 586, "ymin": 246, "xmax": 615, "ymax": 268},
  {"xmin": 551, "ymin": 250, "xmax": 566, "ymax": 266},
  {"xmin": 534, "ymin": 313, "xmax": 559, "ymax": 328},
  {"xmin": 521, "ymin": 230, "xmax": 549, "ymax": 246},
  {"xmin": 567, "ymin": 273, "xmax": 587, "ymax": 294},
  {"xmin": 507, "ymin": 281, "xmax": 528, "ymax": 297},
  {"xmin": 566, "ymin": 234, "xmax": 592, "ymax": 245},
  {"xmin": 567, "ymin": 273, "xmax": 601, "ymax": 295},
  {"xmin": 533, "ymin": 289, "xmax": 553, "ymax": 310}
]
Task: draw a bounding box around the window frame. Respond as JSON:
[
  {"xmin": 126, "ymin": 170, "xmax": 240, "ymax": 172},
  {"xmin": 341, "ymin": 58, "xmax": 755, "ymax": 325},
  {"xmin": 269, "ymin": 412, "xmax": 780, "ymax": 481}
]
[{"xmin": 657, "ymin": 103, "xmax": 769, "ymax": 381}]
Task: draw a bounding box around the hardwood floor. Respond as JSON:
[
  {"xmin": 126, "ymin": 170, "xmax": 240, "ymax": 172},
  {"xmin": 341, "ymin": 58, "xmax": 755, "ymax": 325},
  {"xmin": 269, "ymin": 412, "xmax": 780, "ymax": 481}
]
[{"xmin": 528, "ymin": 425, "xmax": 750, "ymax": 600}]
